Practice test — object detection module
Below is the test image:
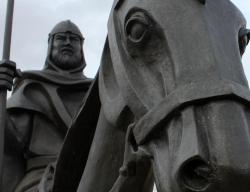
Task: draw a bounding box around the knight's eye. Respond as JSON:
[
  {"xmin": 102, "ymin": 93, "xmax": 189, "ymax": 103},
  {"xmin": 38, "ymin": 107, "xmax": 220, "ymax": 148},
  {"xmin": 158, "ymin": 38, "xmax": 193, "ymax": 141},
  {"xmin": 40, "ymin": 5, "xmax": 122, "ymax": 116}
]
[
  {"xmin": 239, "ymin": 28, "xmax": 250, "ymax": 56},
  {"xmin": 55, "ymin": 36, "xmax": 65, "ymax": 40},
  {"xmin": 125, "ymin": 13, "xmax": 150, "ymax": 43}
]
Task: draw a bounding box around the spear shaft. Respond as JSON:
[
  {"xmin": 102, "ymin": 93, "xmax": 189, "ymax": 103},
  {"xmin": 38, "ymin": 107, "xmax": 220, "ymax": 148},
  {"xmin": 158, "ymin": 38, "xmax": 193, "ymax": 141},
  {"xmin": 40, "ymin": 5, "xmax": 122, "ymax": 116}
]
[
  {"xmin": 3, "ymin": 0, "xmax": 15, "ymax": 60},
  {"xmin": 0, "ymin": 0, "xmax": 15, "ymax": 187}
]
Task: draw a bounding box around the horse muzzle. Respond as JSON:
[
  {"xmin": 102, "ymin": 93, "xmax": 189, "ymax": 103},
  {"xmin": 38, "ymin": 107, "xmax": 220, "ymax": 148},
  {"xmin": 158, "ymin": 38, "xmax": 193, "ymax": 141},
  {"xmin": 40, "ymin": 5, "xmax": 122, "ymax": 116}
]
[
  {"xmin": 145, "ymin": 100, "xmax": 250, "ymax": 192},
  {"xmin": 178, "ymin": 156, "xmax": 250, "ymax": 192}
]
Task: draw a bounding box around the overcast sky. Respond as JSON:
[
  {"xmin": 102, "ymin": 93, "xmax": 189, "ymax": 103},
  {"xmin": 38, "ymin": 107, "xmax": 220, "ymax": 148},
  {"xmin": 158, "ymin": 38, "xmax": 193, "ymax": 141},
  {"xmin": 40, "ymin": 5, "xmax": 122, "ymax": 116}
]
[{"xmin": 0, "ymin": 0, "xmax": 249, "ymax": 80}]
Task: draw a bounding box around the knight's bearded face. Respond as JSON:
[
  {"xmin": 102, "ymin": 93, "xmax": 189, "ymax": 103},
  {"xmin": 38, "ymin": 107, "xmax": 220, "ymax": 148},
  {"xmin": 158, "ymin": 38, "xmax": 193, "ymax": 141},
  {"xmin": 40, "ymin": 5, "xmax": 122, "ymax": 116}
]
[{"xmin": 51, "ymin": 32, "xmax": 82, "ymax": 70}]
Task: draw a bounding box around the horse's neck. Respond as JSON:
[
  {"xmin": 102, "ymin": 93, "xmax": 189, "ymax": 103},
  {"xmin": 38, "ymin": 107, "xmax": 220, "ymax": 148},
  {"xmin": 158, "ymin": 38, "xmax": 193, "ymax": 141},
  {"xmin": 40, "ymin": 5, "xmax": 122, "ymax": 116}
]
[
  {"xmin": 76, "ymin": 108, "xmax": 127, "ymax": 192},
  {"xmin": 76, "ymin": 107, "xmax": 153, "ymax": 192}
]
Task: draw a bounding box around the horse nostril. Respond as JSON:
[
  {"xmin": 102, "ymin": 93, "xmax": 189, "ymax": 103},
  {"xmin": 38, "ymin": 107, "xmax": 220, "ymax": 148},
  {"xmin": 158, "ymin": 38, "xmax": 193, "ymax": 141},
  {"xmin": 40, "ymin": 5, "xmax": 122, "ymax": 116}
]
[{"xmin": 178, "ymin": 158, "xmax": 213, "ymax": 191}]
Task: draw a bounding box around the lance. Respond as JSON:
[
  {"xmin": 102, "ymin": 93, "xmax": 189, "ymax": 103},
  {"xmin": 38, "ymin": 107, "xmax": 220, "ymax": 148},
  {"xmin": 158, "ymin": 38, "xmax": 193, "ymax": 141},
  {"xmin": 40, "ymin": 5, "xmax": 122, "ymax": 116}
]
[{"xmin": 0, "ymin": 0, "xmax": 15, "ymax": 187}]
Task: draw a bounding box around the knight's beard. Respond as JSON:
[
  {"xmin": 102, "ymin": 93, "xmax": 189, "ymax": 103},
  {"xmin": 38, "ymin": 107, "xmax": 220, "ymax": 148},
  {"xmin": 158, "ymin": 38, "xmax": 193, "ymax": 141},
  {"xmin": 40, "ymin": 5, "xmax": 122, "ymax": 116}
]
[{"xmin": 52, "ymin": 52, "xmax": 82, "ymax": 70}]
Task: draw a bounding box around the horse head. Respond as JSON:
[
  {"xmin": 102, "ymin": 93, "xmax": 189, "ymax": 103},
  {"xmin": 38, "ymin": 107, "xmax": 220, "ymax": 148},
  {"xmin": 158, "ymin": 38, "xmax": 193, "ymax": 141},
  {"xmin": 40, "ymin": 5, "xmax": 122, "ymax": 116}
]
[{"xmin": 99, "ymin": 0, "xmax": 250, "ymax": 191}]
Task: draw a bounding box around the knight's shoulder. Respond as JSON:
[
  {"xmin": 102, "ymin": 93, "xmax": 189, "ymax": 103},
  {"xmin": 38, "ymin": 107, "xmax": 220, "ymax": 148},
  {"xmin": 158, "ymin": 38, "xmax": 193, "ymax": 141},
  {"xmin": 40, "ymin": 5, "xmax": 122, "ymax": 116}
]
[{"xmin": 12, "ymin": 72, "xmax": 43, "ymax": 92}]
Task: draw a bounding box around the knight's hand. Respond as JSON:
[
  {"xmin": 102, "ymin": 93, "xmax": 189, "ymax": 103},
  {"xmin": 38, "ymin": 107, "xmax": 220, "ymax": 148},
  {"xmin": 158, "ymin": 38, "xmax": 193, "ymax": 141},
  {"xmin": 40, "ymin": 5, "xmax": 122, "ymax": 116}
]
[{"xmin": 0, "ymin": 60, "xmax": 22, "ymax": 91}]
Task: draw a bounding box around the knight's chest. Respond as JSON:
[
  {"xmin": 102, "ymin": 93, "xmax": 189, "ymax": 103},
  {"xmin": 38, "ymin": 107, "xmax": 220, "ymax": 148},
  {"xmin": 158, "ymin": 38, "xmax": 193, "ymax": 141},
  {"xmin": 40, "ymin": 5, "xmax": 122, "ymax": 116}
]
[{"xmin": 56, "ymin": 87, "xmax": 87, "ymax": 118}]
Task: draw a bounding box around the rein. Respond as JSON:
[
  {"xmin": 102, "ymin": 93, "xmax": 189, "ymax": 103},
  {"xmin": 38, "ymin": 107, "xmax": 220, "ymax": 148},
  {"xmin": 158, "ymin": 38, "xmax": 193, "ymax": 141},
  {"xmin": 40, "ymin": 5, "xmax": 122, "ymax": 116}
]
[{"xmin": 133, "ymin": 79, "xmax": 250, "ymax": 145}]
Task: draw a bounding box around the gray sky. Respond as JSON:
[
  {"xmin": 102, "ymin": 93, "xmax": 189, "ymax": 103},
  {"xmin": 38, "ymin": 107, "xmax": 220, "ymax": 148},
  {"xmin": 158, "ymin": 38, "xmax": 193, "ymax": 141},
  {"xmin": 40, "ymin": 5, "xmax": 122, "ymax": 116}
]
[{"xmin": 0, "ymin": 0, "xmax": 249, "ymax": 79}]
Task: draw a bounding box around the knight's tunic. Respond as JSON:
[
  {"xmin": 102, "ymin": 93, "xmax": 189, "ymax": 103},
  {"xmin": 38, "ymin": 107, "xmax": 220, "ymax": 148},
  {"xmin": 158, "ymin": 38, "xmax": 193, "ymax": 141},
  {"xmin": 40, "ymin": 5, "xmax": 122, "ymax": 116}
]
[{"xmin": 3, "ymin": 59, "xmax": 92, "ymax": 192}]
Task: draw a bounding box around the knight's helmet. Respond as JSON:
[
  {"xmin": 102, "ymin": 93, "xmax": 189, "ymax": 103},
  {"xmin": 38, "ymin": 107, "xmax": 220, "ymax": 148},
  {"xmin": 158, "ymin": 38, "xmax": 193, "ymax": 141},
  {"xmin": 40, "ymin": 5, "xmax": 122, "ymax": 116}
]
[
  {"xmin": 46, "ymin": 20, "xmax": 86, "ymax": 70},
  {"xmin": 49, "ymin": 20, "xmax": 84, "ymax": 40}
]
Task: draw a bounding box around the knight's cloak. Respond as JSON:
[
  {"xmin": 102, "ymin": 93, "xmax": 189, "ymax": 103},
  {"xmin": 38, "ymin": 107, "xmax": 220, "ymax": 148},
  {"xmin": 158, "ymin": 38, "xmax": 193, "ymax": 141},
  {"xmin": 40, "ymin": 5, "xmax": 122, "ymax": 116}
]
[{"xmin": 4, "ymin": 58, "xmax": 92, "ymax": 192}]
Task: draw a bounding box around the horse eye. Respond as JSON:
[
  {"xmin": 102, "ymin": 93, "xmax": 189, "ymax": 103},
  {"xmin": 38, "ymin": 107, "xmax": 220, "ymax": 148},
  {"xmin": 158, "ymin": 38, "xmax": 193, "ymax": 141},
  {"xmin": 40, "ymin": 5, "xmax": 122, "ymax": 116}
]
[
  {"xmin": 125, "ymin": 13, "xmax": 150, "ymax": 43},
  {"xmin": 239, "ymin": 28, "xmax": 250, "ymax": 56},
  {"xmin": 128, "ymin": 22, "xmax": 147, "ymax": 40}
]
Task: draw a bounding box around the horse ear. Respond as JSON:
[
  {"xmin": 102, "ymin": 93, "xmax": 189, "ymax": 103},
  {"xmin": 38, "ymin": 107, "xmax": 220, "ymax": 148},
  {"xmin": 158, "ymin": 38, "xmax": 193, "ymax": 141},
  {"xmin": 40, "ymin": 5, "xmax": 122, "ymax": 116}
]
[{"xmin": 198, "ymin": 0, "xmax": 206, "ymax": 5}]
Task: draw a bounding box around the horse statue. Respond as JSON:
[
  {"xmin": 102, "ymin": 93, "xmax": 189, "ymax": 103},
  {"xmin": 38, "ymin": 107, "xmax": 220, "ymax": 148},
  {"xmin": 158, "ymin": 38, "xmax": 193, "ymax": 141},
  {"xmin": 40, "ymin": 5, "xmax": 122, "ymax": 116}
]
[{"xmin": 52, "ymin": 0, "xmax": 250, "ymax": 191}]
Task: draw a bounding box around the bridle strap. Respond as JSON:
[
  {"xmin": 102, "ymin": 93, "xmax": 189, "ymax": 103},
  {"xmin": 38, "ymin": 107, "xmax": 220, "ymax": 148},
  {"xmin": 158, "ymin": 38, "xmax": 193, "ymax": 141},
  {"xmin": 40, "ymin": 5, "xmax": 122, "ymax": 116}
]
[{"xmin": 133, "ymin": 80, "xmax": 250, "ymax": 145}]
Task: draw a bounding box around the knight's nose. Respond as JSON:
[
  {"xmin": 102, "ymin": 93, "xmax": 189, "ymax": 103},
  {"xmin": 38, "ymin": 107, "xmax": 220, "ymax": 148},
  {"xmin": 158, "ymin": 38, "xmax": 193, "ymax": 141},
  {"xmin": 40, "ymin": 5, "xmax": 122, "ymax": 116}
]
[{"xmin": 64, "ymin": 37, "xmax": 71, "ymax": 44}]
